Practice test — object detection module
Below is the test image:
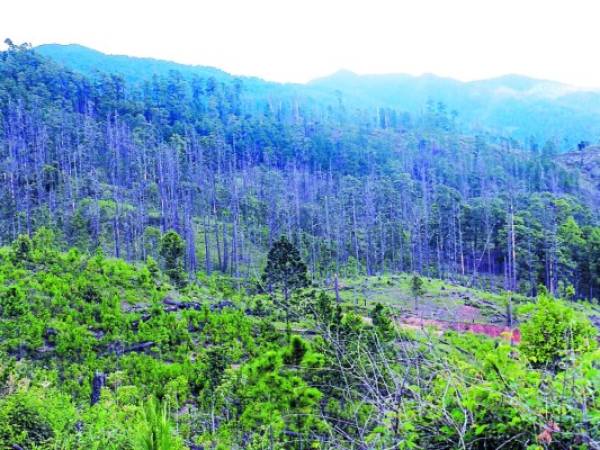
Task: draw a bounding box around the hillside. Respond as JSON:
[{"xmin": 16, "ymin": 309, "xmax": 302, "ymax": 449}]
[
  {"xmin": 37, "ymin": 43, "xmax": 600, "ymax": 148},
  {"xmin": 0, "ymin": 41, "xmax": 599, "ymax": 449},
  {"xmin": 4, "ymin": 0, "xmax": 600, "ymax": 440},
  {"xmin": 336, "ymin": 273, "xmax": 600, "ymax": 338},
  {"xmin": 556, "ymin": 145, "xmax": 600, "ymax": 209},
  {"xmin": 36, "ymin": 44, "xmax": 232, "ymax": 83},
  {"xmin": 34, "ymin": 43, "xmax": 322, "ymax": 103},
  {"xmin": 1, "ymin": 42, "xmax": 598, "ymax": 303},
  {"xmin": 0, "ymin": 234, "xmax": 598, "ymax": 448}
]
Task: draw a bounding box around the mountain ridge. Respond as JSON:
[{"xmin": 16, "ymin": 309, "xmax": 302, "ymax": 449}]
[
  {"xmin": 36, "ymin": 44, "xmax": 600, "ymax": 93},
  {"xmin": 35, "ymin": 43, "xmax": 234, "ymax": 82},
  {"xmin": 27, "ymin": 42, "xmax": 600, "ymax": 149}
]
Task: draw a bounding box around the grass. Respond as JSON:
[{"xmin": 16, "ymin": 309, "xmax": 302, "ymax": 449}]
[
  {"xmin": 331, "ymin": 274, "xmax": 515, "ymax": 324},
  {"xmin": 326, "ymin": 273, "xmax": 600, "ymax": 328}
]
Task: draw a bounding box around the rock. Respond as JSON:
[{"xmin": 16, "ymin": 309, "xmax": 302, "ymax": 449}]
[
  {"xmin": 8, "ymin": 343, "xmax": 28, "ymax": 360},
  {"xmin": 89, "ymin": 328, "xmax": 105, "ymax": 340},
  {"xmin": 91, "ymin": 371, "xmax": 106, "ymax": 405},
  {"xmin": 104, "ymin": 341, "xmax": 155, "ymax": 356},
  {"xmin": 126, "ymin": 341, "xmax": 155, "ymax": 353},
  {"xmin": 162, "ymin": 296, "xmax": 202, "ymax": 311},
  {"xmin": 121, "ymin": 302, "xmax": 150, "ymax": 313},
  {"xmin": 210, "ymin": 300, "xmax": 235, "ymax": 312},
  {"xmin": 36, "ymin": 344, "xmax": 55, "ymax": 354},
  {"xmin": 44, "ymin": 327, "xmax": 58, "ymax": 338},
  {"xmin": 162, "ymin": 296, "xmax": 182, "ymax": 307}
]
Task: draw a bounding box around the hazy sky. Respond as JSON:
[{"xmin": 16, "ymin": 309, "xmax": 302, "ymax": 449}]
[{"xmin": 2, "ymin": 0, "xmax": 600, "ymax": 87}]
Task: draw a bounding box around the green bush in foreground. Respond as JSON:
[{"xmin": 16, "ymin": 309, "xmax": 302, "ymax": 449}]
[{"xmin": 520, "ymin": 293, "xmax": 597, "ymax": 366}]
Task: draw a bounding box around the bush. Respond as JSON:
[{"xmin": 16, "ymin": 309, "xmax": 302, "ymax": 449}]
[
  {"xmin": 0, "ymin": 393, "xmax": 54, "ymax": 448},
  {"xmin": 520, "ymin": 294, "xmax": 597, "ymax": 366},
  {"xmin": 135, "ymin": 397, "xmax": 185, "ymax": 450}
]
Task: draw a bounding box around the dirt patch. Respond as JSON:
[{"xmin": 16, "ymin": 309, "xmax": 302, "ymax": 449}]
[
  {"xmin": 456, "ymin": 305, "xmax": 481, "ymax": 322},
  {"xmin": 398, "ymin": 316, "xmax": 520, "ymax": 344}
]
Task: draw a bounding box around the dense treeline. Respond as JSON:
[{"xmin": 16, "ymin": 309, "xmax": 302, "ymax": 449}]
[{"xmin": 0, "ymin": 42, "xmax": 598, "ymax": 300}]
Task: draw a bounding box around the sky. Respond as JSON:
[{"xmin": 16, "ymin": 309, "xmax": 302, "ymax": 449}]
[{"xmin": 2, "ymin": 0, "xmax": 600, "ymax": 87}]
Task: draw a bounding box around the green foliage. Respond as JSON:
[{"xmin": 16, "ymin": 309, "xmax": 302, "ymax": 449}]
[
  {"xmin": 0, "ymin": 285, "xmax": 28, "ymax": 317},
  {"xmin": 11, "ymin": 234, "xmax": 33, "ymax": 264},
  {"xmin": 314, "ymin": 291, "xmax": 334, "ymax": 324},
  {"xmin": 520, "ymin": 294, "xmax": 597, "ymax": 366},
  {"xmin": 0, "ymin": 220, "xmax": 598, "ymax": 448},
  {"xmin": 410, "ymin": 274, "xmax": 425, "ymax": 310},
  {"xmin": 228, "ymin": 336, "xmax": 325, "ymax": 447},
  {"xmin": 0, "ymin": 387, "xmax": 75, "ymax": 450},
  {"xmin": 146, "ymin": 256, "xmax": 160, "ymax": 281},
  {"xmin": 159, "ymin": 230, "xmax": 186, "ymax": 287},
  {"xmin": 135, "ymin": 397, "xmax": 185, "ymax": 450},
  {"xmin": 262, "ymin": 236, "xmax": 309, "ymax": 328},
  {"xmin": 410, "ymin": 274, "xmax": 425, "ymax": 298},
  {"xmin": 388, "ymin": 331, "xmax": 600, "ymax": 449},
  {"xmin": 262, "ymin": 236, "xmax": 309, "ymax": 299},
  {"xmin": 0, "ymin": 393, "xmax": 54, "ymax": 448},
  {"xmin": 370, "ymin": 303, "xmax": 395, "ymax": 340}
]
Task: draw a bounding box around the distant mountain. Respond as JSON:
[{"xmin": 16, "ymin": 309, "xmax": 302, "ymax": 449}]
[
  {"xmin": 309, "ymin": 70, "xmax": 600, "ymax": 147},
  {"xmin": 36, "ymin": 44, "xmax": 600, "ymax": 148},
  {"xmin": 36, "ymin": 43, "xmax": 231, "ymax": 83},
  {"xmin": 35, "ymin": 43, "xmax": 294, "ymax": 101}
]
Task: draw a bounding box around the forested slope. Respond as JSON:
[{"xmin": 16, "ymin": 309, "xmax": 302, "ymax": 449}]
[
  {"xmin": 39, "ymin": 44, "xmax": 600, "ymax": 147},
  {"xmin": 0, "ymin": 232, "xmax": 597, "ymax": 449},
  {"xmin": 1, "ymin": 41, "xmax": 600, "ymax": 449},
  {"xmin": 1, "ymin": 41, "xmax": 599, "ymax": 301}
]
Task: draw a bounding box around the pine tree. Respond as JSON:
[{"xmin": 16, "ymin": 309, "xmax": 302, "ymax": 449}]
[
  {"xmin": 370, "ymin": 303, "xmax": 395, "ymax": 340},
  {"xmin": 262, "ymin": 236, "xmax": 309, "ymax": 327},
  {"xmin": 159, "ymin": 230, "xmax": 186, "ymax": 287},
  {"xmin": 410, "ymin": 274, "xmax": 425, "ymax": 312},
  {"xmin": 11, "ymin": 234, "xmax": 32, "ymax": 265}
]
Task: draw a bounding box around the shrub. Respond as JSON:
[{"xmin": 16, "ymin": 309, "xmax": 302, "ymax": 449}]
[
  {"xmin": 135, "ymin": 397, "xmax": 185, "ymax": 450},
  {"xmin": 0, "ymin": 393, "xmax": 54, "ymax": 448},
  {"xmin": 520, "ymin": 294, "xmax": 597, "ymax": 366}
]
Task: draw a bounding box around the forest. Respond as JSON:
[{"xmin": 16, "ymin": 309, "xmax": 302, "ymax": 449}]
[
  {"xmin": 1, "ymin": 41, "xmax": 599, "ymax": 299},
  {"xmin": 0, "ymin": 40, "xmax": 599, "ymax": 449}
]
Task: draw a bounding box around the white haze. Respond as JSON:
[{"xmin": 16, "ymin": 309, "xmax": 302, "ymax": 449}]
[{"xmin": 2, "ymin": 0, "xmax": 600, "ymax": 88}]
